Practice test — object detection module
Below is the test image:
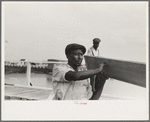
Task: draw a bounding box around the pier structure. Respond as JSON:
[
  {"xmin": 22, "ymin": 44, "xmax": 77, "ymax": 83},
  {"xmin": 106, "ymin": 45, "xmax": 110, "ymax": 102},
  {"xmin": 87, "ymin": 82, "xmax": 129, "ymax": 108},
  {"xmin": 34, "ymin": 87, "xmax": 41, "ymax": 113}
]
[
  {"xmin": 5, "ymin": 59, "xmax": 67, "ymax": 100},
  {"xmin": 4, "ymin": 57, "xmax": 146, "ymax": 100}
]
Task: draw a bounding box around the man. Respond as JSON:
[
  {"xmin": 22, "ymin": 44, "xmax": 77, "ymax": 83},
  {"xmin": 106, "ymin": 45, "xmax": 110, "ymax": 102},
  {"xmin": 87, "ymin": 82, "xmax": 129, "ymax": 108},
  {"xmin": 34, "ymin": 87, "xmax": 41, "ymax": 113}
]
[
  {"xmin": 87, "ymin": 38, "xmax": 101, "ymax": 57},
  {"xmin": 49, "ymin": 43, "xmax": 108, "ymax": 100},
  {"xmin": 86, "ymin": 38, "xmax": 101, "ymax": 92}
]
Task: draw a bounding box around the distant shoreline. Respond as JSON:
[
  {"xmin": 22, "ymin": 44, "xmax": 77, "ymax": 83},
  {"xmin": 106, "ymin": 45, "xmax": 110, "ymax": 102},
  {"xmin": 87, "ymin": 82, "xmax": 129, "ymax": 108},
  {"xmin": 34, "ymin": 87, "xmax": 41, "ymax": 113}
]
[{"xmin": 5, "ymin": 65, "xmax": 52, "ymax": 75}]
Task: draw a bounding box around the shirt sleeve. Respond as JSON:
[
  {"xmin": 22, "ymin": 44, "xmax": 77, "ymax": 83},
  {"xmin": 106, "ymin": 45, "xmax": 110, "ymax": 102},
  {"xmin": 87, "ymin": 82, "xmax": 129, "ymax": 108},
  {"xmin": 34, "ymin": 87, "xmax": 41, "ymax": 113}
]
[
  {"xmin": 98, "ymin": 49, "xmax": 100, "ymax": 57},
  {"xmin": 52, "ymin": 64, "xmax": 71, "ymax": 82},
  {"xmin": 87, "ymin": 48, "xmax": 93, "ymax": 56}
]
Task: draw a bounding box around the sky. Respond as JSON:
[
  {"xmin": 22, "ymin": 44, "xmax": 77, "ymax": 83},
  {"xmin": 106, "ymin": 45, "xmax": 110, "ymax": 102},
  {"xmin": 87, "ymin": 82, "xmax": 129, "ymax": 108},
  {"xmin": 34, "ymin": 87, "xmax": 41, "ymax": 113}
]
[{"xmin": 3, "ymin": 2, "xmax": 148, "ymax": 63}]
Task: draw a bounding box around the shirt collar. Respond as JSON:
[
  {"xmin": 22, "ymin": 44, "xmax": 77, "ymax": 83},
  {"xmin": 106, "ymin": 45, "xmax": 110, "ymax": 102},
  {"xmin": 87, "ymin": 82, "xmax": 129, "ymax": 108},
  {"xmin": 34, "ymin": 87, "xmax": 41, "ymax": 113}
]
[
  {"xmin": 67, "ymin": 63, "xmax": 82, "ymax": 71},
  {"xmin": 92, "ymin": 46, "xmax": 98, "ymax": 51}
]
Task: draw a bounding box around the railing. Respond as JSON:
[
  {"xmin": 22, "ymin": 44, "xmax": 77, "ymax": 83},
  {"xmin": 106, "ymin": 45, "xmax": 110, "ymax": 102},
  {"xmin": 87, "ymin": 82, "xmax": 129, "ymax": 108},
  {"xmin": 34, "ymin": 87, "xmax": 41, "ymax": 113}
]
[
  {"xmin": 5, "ymin": 60, "xmax": 86, "ymax": 86},
  {"xmin": 26, "ymin": 61, "xmax": 67, "ymax": 86}
]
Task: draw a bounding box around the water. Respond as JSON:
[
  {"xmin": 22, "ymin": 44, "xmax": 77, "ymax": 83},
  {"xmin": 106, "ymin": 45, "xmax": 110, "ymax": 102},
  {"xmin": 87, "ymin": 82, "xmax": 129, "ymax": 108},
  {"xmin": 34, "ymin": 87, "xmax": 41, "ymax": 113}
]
[
  {"xmin": 5, "ymin": 73, "xmax": 52, "ymax": 88},
  {"xmin": 5, "ymin": 73, "xmax": 147, "ymax": 100}
]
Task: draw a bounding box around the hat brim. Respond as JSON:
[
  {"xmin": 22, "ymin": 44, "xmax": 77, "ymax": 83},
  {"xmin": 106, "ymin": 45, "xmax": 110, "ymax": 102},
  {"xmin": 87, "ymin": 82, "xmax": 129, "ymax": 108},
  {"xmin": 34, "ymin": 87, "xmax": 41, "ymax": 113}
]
[{"xmin": 65, "ymin": 44, "xmax": 86, "ymax": 55}]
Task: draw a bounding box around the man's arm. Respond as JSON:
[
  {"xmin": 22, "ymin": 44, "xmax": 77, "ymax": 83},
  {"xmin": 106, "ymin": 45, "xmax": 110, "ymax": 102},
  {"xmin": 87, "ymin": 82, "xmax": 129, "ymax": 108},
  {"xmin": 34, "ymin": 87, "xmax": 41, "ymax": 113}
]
[
  {"xmin": 87, "ymin": 48, "xmax": 93, "ymax": 56},
  {"xmin": 89, "ymin": 73, "xmax": 108, "ymax": 100},
  {"xmin": 90, "ymin": 75, "xmax": 96, "ymax": 92},
  {"xmin": 65, "ymin": 64, "xmax": 105, "ymax": 81}
]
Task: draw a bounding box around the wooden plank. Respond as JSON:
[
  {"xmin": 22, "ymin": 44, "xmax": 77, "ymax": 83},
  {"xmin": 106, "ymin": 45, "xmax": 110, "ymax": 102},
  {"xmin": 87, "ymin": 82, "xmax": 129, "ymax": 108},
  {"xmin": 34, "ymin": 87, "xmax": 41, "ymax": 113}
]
[{"xmin": 84, "ymin": 56, "xmax": 146, "ymax": 88}]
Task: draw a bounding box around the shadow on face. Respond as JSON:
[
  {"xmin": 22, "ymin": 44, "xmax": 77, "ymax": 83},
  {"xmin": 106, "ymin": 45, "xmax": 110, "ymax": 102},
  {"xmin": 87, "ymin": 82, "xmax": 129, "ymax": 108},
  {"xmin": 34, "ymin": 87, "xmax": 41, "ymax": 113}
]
[
  {"xmin": 67, "ymin": 49, "xmax": 83, "ymax": 67},
  {"xmin": 93, "ymin": 42, "xmax": 99, "ymax": 49}
]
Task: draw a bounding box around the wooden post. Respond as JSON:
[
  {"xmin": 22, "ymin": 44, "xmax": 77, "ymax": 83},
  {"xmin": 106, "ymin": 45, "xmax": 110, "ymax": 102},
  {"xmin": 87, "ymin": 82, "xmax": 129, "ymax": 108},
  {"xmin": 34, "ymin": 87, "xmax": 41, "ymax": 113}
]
[{"xmin": 26, "ymin": 61, "xmax": 31, "ymax": 86}]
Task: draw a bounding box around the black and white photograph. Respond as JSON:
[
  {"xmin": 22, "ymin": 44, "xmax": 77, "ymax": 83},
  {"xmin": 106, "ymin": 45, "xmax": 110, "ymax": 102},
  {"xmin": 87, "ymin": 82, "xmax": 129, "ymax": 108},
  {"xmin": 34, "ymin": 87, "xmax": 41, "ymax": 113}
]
[{"xmin": 2, "ymin": 1, "xmax": 149, "ymax": 120}]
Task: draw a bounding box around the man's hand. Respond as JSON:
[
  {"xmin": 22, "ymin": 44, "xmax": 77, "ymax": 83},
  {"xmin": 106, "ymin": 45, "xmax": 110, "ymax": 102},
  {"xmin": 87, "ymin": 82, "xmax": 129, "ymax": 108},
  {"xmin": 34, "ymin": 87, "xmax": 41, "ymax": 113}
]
[
  {"xmin": 90, "ymin": 63, "xmax": 107, "ymax": 93},
  {"xmin": 97, "ymin": 63, "xmax": 105, "ymax": 72}
]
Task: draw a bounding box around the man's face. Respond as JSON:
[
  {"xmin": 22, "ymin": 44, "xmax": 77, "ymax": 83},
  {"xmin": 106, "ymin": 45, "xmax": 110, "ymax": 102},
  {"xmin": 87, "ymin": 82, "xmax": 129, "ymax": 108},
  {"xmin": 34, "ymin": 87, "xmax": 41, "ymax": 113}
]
[
  {"xmin": 93, "ymin": 42, "xmax": 99, "ymax": 49},
  {"xmin": 67, "ymin": 49, "xmax": 83, "ymax": 67}
]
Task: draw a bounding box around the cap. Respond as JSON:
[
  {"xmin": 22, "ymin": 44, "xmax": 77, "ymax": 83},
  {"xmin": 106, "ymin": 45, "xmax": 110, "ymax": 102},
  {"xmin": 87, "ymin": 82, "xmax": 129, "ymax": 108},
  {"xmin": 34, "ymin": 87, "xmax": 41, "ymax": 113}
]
[
  {"xmin": 93, "ymin": 38, "xmax": 101, "ymax": 43},
  {"xmin": 65, "ymin": 43, "xmax": 86, "ymax": 55}
]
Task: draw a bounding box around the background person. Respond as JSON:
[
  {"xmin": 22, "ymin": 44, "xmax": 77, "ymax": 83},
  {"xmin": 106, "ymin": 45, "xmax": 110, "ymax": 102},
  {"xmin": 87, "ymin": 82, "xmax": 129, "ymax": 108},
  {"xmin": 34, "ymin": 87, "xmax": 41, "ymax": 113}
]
[
  {"xmin": 86, "ymin": 38, "xmax": 102, "ymax": 92},
  {"xmin": 87, "ymin": 38, "xmax": 101, "ymax": 57}
]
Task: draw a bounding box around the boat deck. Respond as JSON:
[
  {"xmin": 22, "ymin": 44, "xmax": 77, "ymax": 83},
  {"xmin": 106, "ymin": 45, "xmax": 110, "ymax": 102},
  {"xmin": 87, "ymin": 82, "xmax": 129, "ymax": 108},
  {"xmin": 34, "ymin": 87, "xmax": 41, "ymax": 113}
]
[{"xmin": 5, "ymin": 85, "xmax": 52, "ymax": 100}]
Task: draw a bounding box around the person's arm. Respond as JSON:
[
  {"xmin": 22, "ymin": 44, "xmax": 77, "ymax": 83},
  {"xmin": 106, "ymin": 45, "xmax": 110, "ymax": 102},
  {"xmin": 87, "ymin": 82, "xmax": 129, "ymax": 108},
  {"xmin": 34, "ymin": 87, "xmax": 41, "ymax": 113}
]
[
  {"xmin": 98, "ymin": 49, "xmax": 100, "ymax": 57},
  {"xmin": 87, "ymin": 48, "xmax": 93, "ymax": 56},
  {"xmin": 90, "ymin": 75, "xmax": 96, "ymax": 92},
  {"xmin": 65, "ymin": 64, "xmax": 105, "ymax": 81},
  {"xmin": 89, "ymin": 73, "xmax": 109, "ymax": 100}
]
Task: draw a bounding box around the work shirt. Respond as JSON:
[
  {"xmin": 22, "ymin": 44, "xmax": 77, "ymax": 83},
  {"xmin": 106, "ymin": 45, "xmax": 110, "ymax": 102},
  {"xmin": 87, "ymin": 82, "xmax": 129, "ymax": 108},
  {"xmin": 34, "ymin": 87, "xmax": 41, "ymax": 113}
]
[
  {"xmin": 48, "ymin": 63, "xmax": 93, "ymax": 100},
  {"xmin": 87, "ymin": 46, "xmax": 100, "ymax": 57}
]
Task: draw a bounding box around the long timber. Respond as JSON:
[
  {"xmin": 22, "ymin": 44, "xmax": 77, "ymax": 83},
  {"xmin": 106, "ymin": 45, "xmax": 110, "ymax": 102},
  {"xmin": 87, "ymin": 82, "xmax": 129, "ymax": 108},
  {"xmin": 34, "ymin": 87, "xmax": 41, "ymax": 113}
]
[{"xmin": 84, "ymin": 55, "xmax": 146, "ymax": 88}]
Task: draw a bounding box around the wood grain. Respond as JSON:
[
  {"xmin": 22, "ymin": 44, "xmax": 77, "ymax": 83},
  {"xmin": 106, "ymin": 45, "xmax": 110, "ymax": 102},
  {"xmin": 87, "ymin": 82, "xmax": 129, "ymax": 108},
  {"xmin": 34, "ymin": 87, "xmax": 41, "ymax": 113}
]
[{"xmin": 84, "ymin": 56, "xmax": 146, "ymax": 88}]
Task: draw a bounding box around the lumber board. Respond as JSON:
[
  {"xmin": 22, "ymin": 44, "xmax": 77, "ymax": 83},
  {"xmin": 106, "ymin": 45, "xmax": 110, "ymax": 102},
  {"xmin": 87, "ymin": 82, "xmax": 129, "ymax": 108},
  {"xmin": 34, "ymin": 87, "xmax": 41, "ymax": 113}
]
[{"xmin": 84, "ymin": 56, "xmax": 146, "ymax": 88}]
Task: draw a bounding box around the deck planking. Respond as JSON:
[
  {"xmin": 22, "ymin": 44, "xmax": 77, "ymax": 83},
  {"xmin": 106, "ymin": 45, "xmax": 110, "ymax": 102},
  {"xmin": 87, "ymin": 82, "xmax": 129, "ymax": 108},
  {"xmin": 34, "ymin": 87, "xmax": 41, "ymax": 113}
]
[{"xmin": 5, "ymin": 85, "xmax": 52, "ymax": 100}]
